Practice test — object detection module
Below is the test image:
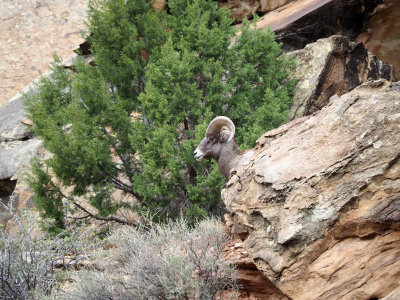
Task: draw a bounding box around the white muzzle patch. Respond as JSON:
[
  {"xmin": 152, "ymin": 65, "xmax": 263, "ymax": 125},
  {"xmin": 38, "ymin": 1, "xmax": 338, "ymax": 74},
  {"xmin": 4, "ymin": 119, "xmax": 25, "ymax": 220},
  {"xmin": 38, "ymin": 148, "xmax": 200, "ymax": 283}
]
[{"xmin": 194, "ymin": 148, "xmax": 204, "ymax": 161}]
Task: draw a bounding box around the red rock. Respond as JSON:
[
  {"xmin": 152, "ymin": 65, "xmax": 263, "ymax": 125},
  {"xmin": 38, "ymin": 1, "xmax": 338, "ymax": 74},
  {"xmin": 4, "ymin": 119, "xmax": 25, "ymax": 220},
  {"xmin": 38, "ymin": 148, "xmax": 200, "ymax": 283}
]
[{"xmin": 221, "ymin": 234, "xmax": 289, "ymax": 299}]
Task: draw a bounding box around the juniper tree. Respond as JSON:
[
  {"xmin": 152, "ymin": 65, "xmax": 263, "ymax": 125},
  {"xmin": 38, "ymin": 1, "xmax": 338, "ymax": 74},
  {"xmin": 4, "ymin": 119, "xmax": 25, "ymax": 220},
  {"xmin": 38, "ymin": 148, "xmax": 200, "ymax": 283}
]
[{"xmin": 24, "ymin": 0, "xmax": 296, "ymax": 228}]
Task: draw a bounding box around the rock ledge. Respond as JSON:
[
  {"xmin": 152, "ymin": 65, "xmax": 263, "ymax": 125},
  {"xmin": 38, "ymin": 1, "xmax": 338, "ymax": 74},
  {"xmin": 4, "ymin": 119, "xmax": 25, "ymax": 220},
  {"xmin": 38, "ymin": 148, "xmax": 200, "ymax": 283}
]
[{"xmin": 223, "ymin": 79, "xmax": 400, "ymax": 300}]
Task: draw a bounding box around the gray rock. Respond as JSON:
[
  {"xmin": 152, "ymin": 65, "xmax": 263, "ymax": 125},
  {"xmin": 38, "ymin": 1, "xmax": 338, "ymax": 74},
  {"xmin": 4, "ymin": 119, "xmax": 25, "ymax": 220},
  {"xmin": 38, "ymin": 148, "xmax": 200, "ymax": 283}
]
[
  {"xmin": 0, "ymin": 94, "xmax": 33, "ymax": 142},
  {"xmin": 0, "ymin": 138, "xmax": 42, "ymax": 180}
]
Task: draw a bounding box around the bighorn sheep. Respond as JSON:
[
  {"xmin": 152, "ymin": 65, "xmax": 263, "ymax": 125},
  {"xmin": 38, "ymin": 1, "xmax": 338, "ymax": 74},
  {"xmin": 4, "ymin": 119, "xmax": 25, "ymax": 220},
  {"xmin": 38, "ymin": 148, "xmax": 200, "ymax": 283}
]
[{"xmin": 194, "ymin": 116, "xmax": 254, "ymax": 179}]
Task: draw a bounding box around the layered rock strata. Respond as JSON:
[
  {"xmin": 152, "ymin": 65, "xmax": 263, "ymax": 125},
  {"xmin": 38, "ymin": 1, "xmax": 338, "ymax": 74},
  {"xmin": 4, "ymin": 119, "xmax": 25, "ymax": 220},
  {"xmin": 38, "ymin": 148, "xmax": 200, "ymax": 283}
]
[
  {"xmin": 223, "ymin": 80, "xmax": 400, "ymax": 300},
  {"xmin": 222, "ymin": 235, "xmax": 289, "ymax": 299}
]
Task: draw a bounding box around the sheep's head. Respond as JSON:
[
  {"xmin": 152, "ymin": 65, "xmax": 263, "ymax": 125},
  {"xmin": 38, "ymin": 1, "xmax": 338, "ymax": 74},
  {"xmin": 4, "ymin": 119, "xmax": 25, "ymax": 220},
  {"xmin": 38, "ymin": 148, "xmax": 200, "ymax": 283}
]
[{"xmin": 194, "ymin": 116, "xmax": 235, "ymax": 162}]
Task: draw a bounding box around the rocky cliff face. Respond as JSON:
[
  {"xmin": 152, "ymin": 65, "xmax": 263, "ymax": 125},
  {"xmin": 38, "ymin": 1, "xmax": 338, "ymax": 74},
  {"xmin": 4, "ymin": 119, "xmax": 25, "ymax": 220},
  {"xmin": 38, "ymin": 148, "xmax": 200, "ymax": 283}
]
[
  {"xmin": 255, "ymin": 0, "xmax": 381, "ymax": 48},
  {"xmin": 223, "ymin": 80, "xmax": 400, "ymax": 299},
  {"xmin": 256, "ymin": 0, "xmax": 400, "ymax": 79}
]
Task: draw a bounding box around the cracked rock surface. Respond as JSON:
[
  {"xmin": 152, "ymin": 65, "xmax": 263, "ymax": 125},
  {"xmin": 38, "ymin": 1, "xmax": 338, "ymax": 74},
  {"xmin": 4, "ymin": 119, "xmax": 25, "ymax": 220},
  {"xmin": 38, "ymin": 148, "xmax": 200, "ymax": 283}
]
[
  {"xmin": 222, "ymin": 234, "xmax": 290, "ymax": 299},
  {"xmin": 223, "ymin": 79, "xmax": 400, "ymax": 300}
]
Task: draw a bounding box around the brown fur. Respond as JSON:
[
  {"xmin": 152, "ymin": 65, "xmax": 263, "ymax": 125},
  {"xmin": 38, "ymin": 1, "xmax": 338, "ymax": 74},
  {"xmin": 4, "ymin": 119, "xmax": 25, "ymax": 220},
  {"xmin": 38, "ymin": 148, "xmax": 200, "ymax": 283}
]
[
  {"xmin": 195, "ymin": 134, "xmax": 247, "ymax": 179},
  {"xmin": 194, "ymin": 117, "xmax": 254, "ymax": 179}
]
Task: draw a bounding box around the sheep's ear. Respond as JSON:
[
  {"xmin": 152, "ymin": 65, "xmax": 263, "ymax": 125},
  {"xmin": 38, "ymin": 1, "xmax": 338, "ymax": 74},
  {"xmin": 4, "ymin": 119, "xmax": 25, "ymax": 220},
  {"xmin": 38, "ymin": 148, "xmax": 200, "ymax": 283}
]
[{"xmin": 219, "ymin": 128, "xmax": 230, "ymax": 143}]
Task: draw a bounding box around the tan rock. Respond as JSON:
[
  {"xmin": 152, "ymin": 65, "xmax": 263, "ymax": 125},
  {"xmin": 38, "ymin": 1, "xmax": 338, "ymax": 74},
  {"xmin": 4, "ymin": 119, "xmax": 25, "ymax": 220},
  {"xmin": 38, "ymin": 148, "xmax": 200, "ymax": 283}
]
[
  {"xmin": 255, "ymin": 0, "xmax": 383, "ymax": 51},
  {"xmin": 152, "ymin": 0, "xmax": 167, "ymax": 11},
  {"xmin": 254, "ymin": 0, "xmax": 400, "ymax": 80},
  {"xmin": 220, "ymin": 0, "xmax": 292, "ymax": 22},
  {"xmin": 259, "ymin": 0, "xmax": 292, "ymax": 12},
  {"xmin": 255, "ymin": 0, "xmax": 335, "ymax": 32},
  {"xmin": 222, "ymin": 80, "xmax": 400, "ymax": 299},
  {"xmin": 0, "ymin": 0, "xmax": 88, "ymax": 107}
]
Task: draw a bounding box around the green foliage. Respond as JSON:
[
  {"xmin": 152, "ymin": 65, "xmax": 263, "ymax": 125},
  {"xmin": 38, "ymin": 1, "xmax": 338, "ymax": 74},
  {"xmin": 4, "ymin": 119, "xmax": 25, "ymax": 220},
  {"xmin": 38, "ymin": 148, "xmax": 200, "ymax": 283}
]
[
  {"xmin": 24, "ymin": 0, "xmax": 296, "ymax": 227},
  {"xmin": 87, "ymin": 0, "xmax": 168, "ymax": 105},
  {"xmin": 27, "ymin": 158, "xmax": 65, "ymax": 232},
  {"xmin": 227, "ymin": 19, "xmax": 297, "ymax": 147}
]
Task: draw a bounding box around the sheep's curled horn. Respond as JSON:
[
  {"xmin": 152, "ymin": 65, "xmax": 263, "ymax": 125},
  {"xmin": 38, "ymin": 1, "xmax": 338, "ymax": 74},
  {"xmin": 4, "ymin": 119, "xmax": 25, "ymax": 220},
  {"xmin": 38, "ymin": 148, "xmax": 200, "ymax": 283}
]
[
  {"xmin": 195, "ymin": 116, "xmax": 252, "ymax": 179},
  {"xmin": 205, "ymin": 116, "xmax": 235, "ymax": 142}
]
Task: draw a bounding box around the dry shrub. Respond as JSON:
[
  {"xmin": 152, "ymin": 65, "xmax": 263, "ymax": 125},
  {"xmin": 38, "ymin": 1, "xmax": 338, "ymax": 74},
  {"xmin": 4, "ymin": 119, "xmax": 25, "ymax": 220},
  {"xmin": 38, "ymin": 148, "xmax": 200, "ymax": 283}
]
[
  {"xmin": 0, "ymin": 208, "xmax": 94, "ymax": 300},
  {"xmin": 66, "ymin": 218, "xmax": 239, "ymax": 300}
]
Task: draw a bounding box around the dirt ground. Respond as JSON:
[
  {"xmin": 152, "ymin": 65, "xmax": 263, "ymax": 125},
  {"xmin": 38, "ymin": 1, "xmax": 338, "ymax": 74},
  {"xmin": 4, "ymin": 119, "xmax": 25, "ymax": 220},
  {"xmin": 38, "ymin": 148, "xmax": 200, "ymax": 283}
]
[{"xmin": 0, "ymin": 0, "xmax": 88, "ymax": 107}]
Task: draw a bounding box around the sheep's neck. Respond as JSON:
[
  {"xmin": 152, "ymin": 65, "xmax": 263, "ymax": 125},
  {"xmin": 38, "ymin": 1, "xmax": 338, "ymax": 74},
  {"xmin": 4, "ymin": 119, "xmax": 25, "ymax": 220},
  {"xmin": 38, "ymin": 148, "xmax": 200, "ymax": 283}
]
[{"xmin": 216, "ymin": 141, "xmax": 242, "ymax": 179}]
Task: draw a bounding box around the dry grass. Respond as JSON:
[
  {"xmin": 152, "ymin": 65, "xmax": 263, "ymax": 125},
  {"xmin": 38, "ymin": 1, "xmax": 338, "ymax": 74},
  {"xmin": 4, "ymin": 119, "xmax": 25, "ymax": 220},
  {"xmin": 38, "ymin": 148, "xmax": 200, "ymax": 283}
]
[{"xmin": 65, "ymin": 218, "xmax": 239, "ymax": 300}]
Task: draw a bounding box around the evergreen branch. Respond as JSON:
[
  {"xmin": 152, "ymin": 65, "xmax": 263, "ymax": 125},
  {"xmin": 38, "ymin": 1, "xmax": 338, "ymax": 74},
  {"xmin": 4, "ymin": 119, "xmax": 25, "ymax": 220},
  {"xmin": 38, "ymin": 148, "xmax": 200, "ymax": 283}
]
[
  {"xmin": 96, "ymin": 163, "xmax": 143, "ymax": 202},
  {"xmin": 69, "ymin": 198, "xmax": 137, "ymax": 226},
  {"xmin": 53, "ymin": 180, "xmax": 138, "ymax": 226},
  {"xmin": 78, "ymin": 96, "xmax": 89, "ymax": 111},
  {"xmin": 100, "ymin": 126, "xmax": 135, "ymax": 179}
]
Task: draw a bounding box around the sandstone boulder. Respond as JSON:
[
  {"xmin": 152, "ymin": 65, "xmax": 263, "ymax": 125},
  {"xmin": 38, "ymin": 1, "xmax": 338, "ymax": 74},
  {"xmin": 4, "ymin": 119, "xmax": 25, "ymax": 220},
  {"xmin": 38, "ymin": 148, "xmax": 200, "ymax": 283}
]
[
  {"xmin": 254, "ymin": 0, "xmax": 400, "ymax": 81},
  {"xmin": 0, "ymin": 137, "xmax": 42, "ymax": 226},
  {"xmin": 0, "ymin": 92, "xmax": 41, "ymax": 226},
  {"xmin": 223, "ymin": 80, "xmax": 400, "ymax": 300},
  {"xmin": 259, "ymin": 0, "xmax": 291, "ymax": 12},
  {"xmin": 290, "ymin": 35, "xmax": 396, "ymax": 119}
]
